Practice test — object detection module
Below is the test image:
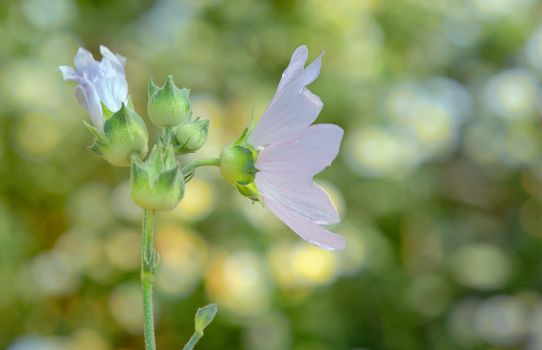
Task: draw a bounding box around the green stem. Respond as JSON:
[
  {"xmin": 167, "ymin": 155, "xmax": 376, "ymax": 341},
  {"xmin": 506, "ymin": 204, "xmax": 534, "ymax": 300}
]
[
  {"xmin": 165, "ymin": 127, "xmax": 174, "ymax": 145},
  {"xmin": 181, "ymin": 158, "xmax": 220, "ymax": 175},
  {"xmin": 141, "ymin": 209, "xmax": 158, "ymax": 350},
  {"xmin": 182, "ymin": 331, "xmax": 202, "ymax": 350}
]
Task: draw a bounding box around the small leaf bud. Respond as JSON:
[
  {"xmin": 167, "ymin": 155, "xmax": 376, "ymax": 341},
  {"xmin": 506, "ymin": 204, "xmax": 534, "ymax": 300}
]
[{"xmin": 194, "ymin": 303, "xmax": 218, "ymax": 335}]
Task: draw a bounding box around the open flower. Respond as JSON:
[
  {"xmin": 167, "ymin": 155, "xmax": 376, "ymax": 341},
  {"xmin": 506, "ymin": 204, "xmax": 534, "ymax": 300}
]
[
  {"xmin": 220, "ymin": 45, "xmax": 345, "ymax": 250},
  {"xmin": 60, "ymin": 46, "xmax": 147, "ymax": 167},
  {"xmin": 59, "ymin": 45, "xmax": 128, "ymax": 130}
]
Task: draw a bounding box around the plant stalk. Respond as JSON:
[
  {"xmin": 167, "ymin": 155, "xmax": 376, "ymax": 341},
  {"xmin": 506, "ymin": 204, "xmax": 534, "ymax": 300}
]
[
  {"xmin": 182, "ymin": 331, "xmax": 202, "ymax": 350},
  {"xmin": 141, "ymin": 209, "xmax": 158, "ymax": 350},
  {"xmin": 181, "ymin": 158, "xmax": 220, "ymax": 175}
]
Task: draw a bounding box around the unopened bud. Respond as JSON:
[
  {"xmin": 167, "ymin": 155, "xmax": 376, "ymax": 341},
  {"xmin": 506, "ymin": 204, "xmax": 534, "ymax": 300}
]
[
  {"xmin": 174, "ymin": 118, "xmax": 209, "ymax": 154},
  {"xmin": 147, "ymin": 75, "xmax": 190, "ymax": 128},
  {"xmin": 86, "ymin": 103, "xmax": 148, "ymax": 167},
  {"xmin": 194, "ymin": 303, "xmax": 218, "ymax": 335},
  {"xmin": 130, "ymin": 145, "xmax": 185, "ymax": 210}
]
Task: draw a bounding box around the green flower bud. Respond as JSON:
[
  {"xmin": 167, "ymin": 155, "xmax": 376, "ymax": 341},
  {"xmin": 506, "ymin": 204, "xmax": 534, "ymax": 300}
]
[
  {"xmin": 85, "ymin": 103, "xmax": 148, "ymax": 167},
  {"xmin": 219, "ymin": 141, "xmax": 260, "ymax": 202},
  {"xmin": 148, "ymin": 75, "xmax": 191, "ymax": 128},
  {"xmin": 174, "ymin": 118, "xmax": 209, "ymax": 154},
  {"xmin": 130, "ymin": 145, "xmax": 185, "ymax": 210},
  {"xmin": 194, "ymin": 303, "xmax": 218, "ymax": 335}
]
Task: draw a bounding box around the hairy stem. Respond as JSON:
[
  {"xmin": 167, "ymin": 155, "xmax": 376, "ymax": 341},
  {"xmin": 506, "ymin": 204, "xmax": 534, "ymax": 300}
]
[
  {"xmin": 141, "ymin": 209, "xmax": 157, "ymax": 350},
  {"xmin": 181, "ymin": 158, "xmax": 220, "ymax": 175},
  {"xmin": 182, "ymin": 331, "xmax": 202, "ymax": 350},
  {"xmin": 162, "ymin": 127, "xmax": 174, "ymax": 146}
]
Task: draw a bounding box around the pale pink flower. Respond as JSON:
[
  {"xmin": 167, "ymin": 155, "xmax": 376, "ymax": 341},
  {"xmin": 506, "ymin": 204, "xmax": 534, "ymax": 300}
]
[
  {"xmin": 250, "ymin": 45, "xmax": 345, "ymax": 251},
  {"xmin": 59, "ymin": 45, "xmax": 128, "ymax": 131}
]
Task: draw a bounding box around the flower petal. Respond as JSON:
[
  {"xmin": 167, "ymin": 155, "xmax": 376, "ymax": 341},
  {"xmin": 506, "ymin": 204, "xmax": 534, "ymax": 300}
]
[
  {"xmin": 256, "ymin": 124, "xmax": 343, "ymax": 178},
  {"xmin": 248, "ymin": 49, "xmax": 324, "ymax": 147},
  {"xmin": 59, "ymin": 65, "xmax": 79, "ymax": 81},
  {"xmin": 100, "ymin": 45, "xmax": 126, "ymax": 74},
  {"xmin": 276, "ymin": 45, "xmax": 308, "ymax": 92},
  {"xmin": 75, "ymin": 83, "xmax": 103, "ymax": 130},
  {"xmin": 74, "ymin": 48, "xmax": 99, "ymax": 78},
  {"xmin": 62, "ymin": 46, "xmax": 129, "ymax": 130},
  {"xmin": 262, "ymin": 193, "xmax": 345, "ymax": 251},
  {"xmin": 94, "ymin": 76, "xmax": 128, "ymax": 113},
  {"xmin": 256, "ymin": 170, "xmax": 340, "ymax": 225}
]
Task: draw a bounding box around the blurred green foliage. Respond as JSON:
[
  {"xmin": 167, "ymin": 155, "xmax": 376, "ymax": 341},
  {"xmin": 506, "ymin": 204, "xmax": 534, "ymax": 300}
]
[{"xmin": 2, "ymin": 0, "xmax": 542, "ymax": 349}]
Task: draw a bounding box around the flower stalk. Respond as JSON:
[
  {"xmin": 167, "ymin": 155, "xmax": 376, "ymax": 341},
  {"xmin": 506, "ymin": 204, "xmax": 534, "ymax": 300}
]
[
  {"xmin": 181, "ymin": 158, "xmax": 220, "ymax": 176},
  {"xmin": 141, "ymin": 209, "xmax": 158, "ymax": 350},
  {"xmin": 182, "ymin": 333, "xmax": 200, "ymax": 350}
]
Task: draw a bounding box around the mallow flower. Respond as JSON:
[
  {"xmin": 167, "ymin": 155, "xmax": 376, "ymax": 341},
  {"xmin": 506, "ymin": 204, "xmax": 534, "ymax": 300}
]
[
  {"xmin": 60, "ymin": 46, "xmax": 148, "ymax": 167},
  {"xmin": 220, "ymin": 45, "xmax": 345, "ymax": 250},
  {"xmin": 59, "ymin": 45, "xmax": 128, "ymax": 130}
]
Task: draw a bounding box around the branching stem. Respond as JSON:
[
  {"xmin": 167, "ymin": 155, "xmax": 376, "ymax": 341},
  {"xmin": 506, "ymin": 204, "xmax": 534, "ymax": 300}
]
[{"xmin": 181, "ymin": 158, "xmax": 220, "ymax": 175}]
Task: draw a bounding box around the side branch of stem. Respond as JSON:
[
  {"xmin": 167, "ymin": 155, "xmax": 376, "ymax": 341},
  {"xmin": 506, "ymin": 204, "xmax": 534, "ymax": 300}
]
[{"xmin": 181, "ymin": 158, "xmax": 220, "ymax": 175}]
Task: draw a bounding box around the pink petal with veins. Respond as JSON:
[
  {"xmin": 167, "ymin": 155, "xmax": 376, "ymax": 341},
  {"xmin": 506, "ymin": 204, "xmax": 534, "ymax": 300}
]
[
  {"xmin": 249, "ymin": 46, "xmax": 324, "ymax": 147},
  {"xmin": 256, "ymin": 171, "xmax": 340, "ymax": 224},
  {"xmin": 262, "ymin": 193, "xmax": 345, "ymax": 251},
  {"xmin": 256, "ymin": 124, "xmax": 343, "ymax": 178}
]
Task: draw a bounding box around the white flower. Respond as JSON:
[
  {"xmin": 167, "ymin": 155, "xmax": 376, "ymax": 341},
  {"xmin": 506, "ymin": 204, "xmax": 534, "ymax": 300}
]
[
  {"xmin": 250, "ymin": 45, "xmax": 345, "ymax": 250},
  {"xmin": 59, "ymin": 45, "xmax": 128, "ymax": 130}
]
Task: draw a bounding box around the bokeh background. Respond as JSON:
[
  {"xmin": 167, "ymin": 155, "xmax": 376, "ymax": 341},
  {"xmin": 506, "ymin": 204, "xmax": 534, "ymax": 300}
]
[{"xmin": 2, "ymin": 0, "xmax": 542, "ymax": 349}]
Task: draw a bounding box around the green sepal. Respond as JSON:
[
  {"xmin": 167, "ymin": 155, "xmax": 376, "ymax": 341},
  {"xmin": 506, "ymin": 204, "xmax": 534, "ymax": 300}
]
[
  {"xmin": 219, "ymin": 141, "xmax": 262, "ymax": 203},
  {"xmin": 131, "ymin": 155, "xmax": 147, "ymax": 180},
  {"xmin": 219, "ymin": 144, "xmax": 257, "ymax": 186},
  {"xmin": 156, "ymin": 167, "xmax": 178, "ymax": 189},
  {"xmin": 148, "ymin": 78, "xmax": 160, "ymax": 97},
  {"xmin": 101, "ymin": 103, "xmax": 114, "ymax": 119},
  {"xmin": 234, "ymin": 111, "xmax": 257, "ymax": 144},
  {"xmin": 218, "ymin": 112, "xmax": 264, "ymax": 202},
  {"xmin": 236, "ymin": 182, "xmax": 262, "ymax": 202},
  {"xmin": 83, "ymin": 120, "xmax": 106, "ymax": 143}
]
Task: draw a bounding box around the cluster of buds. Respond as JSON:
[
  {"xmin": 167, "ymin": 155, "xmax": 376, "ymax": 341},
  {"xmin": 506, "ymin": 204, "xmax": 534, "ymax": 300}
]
[
  {"xmin": 60, "ymin": 48, "xmax": 209, "ymax": 211},
  {"xmin": 131, "ymin": 76, "xmax": 209, "ymax": 210},
  {"xmin": 60, "ymin": 47, "xmax": 226, "ymax": 350}
]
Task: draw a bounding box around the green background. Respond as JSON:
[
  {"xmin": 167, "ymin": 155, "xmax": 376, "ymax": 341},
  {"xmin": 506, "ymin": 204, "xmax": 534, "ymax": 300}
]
[{"xmin": 2, "ymin": 0, "xmax": 542, "ymax": 349}]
